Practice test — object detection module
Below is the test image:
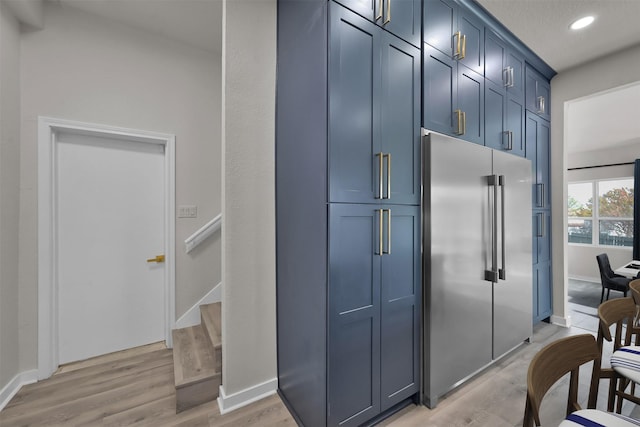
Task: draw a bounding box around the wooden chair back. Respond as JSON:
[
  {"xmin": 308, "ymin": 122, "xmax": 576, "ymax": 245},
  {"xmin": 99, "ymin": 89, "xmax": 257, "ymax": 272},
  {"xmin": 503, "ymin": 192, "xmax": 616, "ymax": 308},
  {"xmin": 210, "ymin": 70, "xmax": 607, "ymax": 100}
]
[
  {"xmin": 523, "ymin": 334, "xmax": 601, "ymax": 427},
  {"xmin": 629, "ymin": 279, "xmax": 640, "ymax": 325}
]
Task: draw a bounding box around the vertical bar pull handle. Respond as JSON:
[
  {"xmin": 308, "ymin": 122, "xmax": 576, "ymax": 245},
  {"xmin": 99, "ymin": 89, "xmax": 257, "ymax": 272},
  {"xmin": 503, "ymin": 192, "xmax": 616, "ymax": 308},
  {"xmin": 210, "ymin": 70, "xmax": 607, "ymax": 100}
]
[
  {"xmin": 462, "ymin": 111, "xmax": 466, "ymax": 136},
  {"xmin": 460, "ymin": 34, "xmax": 466, "ymax": 60},
  {"xmin": 454, "ymin": 109, "xmax": 463, "ymax": 135},
  {"xmin": 383, "ymin": 209, "xmax": 391, "ymax": 254},
  {"xmin": 376, "ymin": 152, "xmax": 384, "ymax": 199},
  {"xmin": 507, "ymin": 131, "xmax": 513, "ymax": 151},
  {"xmin": 453, "ymin": 31, "xmax": 462, "ymax": 59},
  {"xmin": 376, "ymin": 0, "xmax": 383, "ymax": 20},
  {"xmin": 503, "ymin": 67, "xmax": 509, "ymax": 87},
  {"xmin": 537, "ymin": 96, "xmax": 545, "ymax": 114},
  {"xmin": 485, "ymin": 175, "xmax": 499, "ymax": 282},
  {"xmin": 384, "ymin": 0, "xmax": 391, "ymax": 24},
  {"xmin": 499, "ymin": 175, "xmax": 506, "ymax": 280},
  {"xmin": 536, "ymin": 183, "xmax": 545, "ymax": 208},
  {"xmin": 383, "ymin": 153, "xmax": 391, "ymax": 199},
  {"xmin": 509, "ymin": 67, "xmax": 515, "ymax": 88},
  {"xmin": 378, "ymin": 209, "xmax": 384, "ymax": 255},
  {"xmin": 537, "ymin": 212, "xmax": 544, "ymax": 237}
]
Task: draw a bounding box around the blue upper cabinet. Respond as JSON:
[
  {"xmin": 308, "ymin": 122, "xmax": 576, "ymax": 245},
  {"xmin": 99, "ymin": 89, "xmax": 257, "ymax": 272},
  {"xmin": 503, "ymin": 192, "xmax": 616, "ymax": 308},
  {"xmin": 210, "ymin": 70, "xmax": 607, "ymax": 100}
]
[
  {"xmin": 330, "ymin": 2, "xmax": 420, "ymax": 205},
  {"xmin": 336, "ymin": 0, "xmax": 421, "ymax": 47},
  {"xmin": 423, "ymin": 43, "xmax": 484, "ymax": 145},
  {"xmin": 424, "ymin": 0, "xmax": 484, "ymax": 75},
  {"xmin": 526, "ymin": 66, "xmax": 551, "ymax": 121},
  {"xmin": 484, "ymin": 28, "xmax": 525, "ymax": 156}
]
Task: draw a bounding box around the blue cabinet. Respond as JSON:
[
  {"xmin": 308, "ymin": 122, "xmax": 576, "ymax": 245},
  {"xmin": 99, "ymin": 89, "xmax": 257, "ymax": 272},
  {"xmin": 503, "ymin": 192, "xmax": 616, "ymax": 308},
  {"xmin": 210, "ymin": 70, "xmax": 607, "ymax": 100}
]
[
  {"xmin": 329, "ymin": 204, "xmax": 420, "ymax": 425},
  {"xmin": 526, "ymin": 66, "xmax": 551, "ymax": 121},
  {"xmin": 527, "ymin": 111, "xmax": 552, "ymax": 323},
  {"xmin": 423, "ymin": 0, "xmax": 484, "ymax": 74},
  {"xmin": 277, "ymin": 2, "xmax": 421, "ymax": 426},
  {"xmin": 336, "ymin": 0, "xmax": 421, "ymax": 47},
  {"xmin": 484, "ymin": 29, "xmax": 525, "ymax": 155},
  {"xmin": 330, "ymin": 3, "xmax": 420, "ymax": 205},
  {"xmin": 423, "ymin": 43, "xmax": 484, "ymax": 145},
  {"xmin": 525, "ymin": 112, "xmax": 551, "ymax": 209}
]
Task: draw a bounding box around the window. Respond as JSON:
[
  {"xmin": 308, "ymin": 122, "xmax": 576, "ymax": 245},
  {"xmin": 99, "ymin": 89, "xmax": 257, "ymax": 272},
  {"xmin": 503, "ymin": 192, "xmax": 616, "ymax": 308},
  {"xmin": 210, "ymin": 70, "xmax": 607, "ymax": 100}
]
[{"xmin": 567, "ymin": 178, "xmax": 634, "ymax": 247}]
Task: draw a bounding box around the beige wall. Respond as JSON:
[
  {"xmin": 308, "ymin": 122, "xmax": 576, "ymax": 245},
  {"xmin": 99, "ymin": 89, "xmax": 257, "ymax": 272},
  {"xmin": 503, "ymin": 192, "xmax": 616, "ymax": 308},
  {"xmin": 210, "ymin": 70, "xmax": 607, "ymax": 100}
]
[
  {"xmin": 551, "ymin": 44, "xmax": 640, "ymax": 323},
  {"xmin": 0, "ymin": 0, "xmax": 21, "ymax": 388},
  {"xmin": 221, "ymin": 0, "xmax": 277, "ymax": 397},
  {"xmin": 17, "ymin": 2, "xmax": 222, "ymax": 370}
]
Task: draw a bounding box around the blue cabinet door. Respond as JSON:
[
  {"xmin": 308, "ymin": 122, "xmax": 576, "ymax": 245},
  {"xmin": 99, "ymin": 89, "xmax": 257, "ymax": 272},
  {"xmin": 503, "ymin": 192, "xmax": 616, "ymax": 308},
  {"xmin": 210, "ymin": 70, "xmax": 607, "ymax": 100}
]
[
  {"xmin": 526, "ymin": 66, "xmax": 551, "ymax": 120},
  {"xmin": 335, "ymin": 0, "xmax": 376, "ymax": 20},
  {"xmin": 380, "ymin": 205, "xmax": 420, "ymax": 411},
  {"xmin": 484, "ymin": 28, "xmax": 506, "ymax": 87},
  {"xmin": 457, "ymin": 65, "xmax": 484, "ymax": 145},
  {"xmin": 457, "ymin": 8, "xmax": 484, "ymax": 75},
  {"xmin": 534, "ymin": 210, "xmax": 551, "ymax": 264},
  {"xmin": 533, "ymin": 261, "xmax": 552, "ymax": 322},
  {"xmin": 329, "ymin": 3, "xmax": 381, "ymax": 203},
  {"xmin": 328, "ymin": 204, "xmax": 381, "ymax": 426},
  {"xmin": 423, "ymin": 43, "xmax": 456, "ymax": 136},
  {"xmin": 381, "ymin": 0, "xmax": 421, "ymax": 47},
  {"xmin": 485, "ymin": 80, "xmax": 506, "ymax": 151},
  {"xmin": 525, "ymin": 112, "xmax": 551, "ymax": 209},
  {"xmin": 506, "ymin": 94, "xmax": 525, "ymax": 156},
  {"xmin": 423, "ymin": 0, "xmax": 455, "ymax": 56},
  {"xmin": 381, "ymin": 33, "xmax": 420, "ymax": 205}
]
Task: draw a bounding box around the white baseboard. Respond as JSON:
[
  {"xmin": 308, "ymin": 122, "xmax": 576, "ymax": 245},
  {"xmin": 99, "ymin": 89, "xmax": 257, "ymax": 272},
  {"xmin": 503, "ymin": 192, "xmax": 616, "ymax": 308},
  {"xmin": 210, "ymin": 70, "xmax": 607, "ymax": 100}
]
[
  {"xmin": 217, "ymin": 377, "xmax": 278, "ymax": 415},
  {"xmin": 0, "ymin": 370, "xmax": 38, "ymax": 411},
  {"xmin": 174, "ymin": 282, "xmax": 222, "ymax": 329},
  {"xmin": 551, "ymin": 314, "xmax": 571, "ymax": 328}
]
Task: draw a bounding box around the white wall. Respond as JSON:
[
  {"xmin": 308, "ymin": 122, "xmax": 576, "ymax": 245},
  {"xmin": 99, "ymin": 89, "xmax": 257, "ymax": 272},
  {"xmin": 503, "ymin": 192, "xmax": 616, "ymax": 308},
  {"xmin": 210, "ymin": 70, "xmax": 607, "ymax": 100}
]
[
  {"xmin": 551, "ymin": 44, "xmax": 640, "ymax": 323},
  {"xmin": 220, "ymin": 0, "xmax": 277, "ymax": 406},
  {"xmin": 0, "ymin": 0, "xmax": 22, "ymax": 390},
  {"xmin": 18, "ymin": 2, "xmax": 221, "ymax": 370}
]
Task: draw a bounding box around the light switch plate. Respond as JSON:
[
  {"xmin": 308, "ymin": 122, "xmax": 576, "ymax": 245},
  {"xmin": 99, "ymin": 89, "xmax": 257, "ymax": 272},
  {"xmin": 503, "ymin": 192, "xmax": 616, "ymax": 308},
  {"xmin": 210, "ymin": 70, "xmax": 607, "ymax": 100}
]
[{"xmin": 178, "ymin": 205, "xmax": 197, "ymax": 218}]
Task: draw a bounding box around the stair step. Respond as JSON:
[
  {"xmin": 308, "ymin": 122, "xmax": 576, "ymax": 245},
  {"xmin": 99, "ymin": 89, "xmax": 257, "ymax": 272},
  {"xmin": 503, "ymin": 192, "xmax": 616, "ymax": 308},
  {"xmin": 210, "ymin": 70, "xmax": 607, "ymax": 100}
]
[
  {"xmin": 200, "ymin": 302, "xmax": 222, "ymax": 373},
  {"xmin": 171, "ymin": 325, "xmax": 220, "ymax": 413}
]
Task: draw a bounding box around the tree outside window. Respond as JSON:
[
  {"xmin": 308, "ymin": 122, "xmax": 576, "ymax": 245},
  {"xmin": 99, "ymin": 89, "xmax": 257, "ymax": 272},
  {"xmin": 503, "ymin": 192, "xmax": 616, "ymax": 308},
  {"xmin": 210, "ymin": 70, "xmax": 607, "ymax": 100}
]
[{"xmin": 568, "ymin": 178, "xmax": 634, "ymax": 247}]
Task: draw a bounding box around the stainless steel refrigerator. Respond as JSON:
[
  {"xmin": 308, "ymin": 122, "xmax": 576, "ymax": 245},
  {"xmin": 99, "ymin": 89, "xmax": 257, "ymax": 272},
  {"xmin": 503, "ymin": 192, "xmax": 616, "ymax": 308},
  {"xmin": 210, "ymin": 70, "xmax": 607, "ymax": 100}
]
[{"xmin": 421, "ymin": 129, "xmax": 532, "ymax": 408}]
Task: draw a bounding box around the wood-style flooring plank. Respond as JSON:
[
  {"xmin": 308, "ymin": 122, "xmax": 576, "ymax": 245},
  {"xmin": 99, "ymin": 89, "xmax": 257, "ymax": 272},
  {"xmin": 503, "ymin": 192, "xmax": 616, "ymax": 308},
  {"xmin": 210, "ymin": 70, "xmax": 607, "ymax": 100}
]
[{"xmin": 3, "ymin": 322, "xmax": 639, "ymax": 427}]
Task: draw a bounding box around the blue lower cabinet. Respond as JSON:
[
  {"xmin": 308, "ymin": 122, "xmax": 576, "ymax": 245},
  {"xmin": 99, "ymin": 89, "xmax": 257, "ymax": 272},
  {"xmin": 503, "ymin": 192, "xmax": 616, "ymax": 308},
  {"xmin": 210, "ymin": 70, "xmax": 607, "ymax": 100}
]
[
  {"xmin": 329, "ymin": 204, "xmax": 420, "ymax": 425},
  {"xmin": 533, "ymin": 261, "xmax": 552, "ymax": 322}
]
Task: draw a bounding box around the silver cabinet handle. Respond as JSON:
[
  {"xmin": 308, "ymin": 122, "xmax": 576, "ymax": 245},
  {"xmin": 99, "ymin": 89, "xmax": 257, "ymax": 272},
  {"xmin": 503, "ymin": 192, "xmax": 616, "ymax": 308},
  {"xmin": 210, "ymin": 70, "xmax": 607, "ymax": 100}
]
[
  {"xmin": 503, "ymin": 130, "xmax": 513, "ymax": 151},
  {"xmin": 503, "ymin": 66, "xmax": 514, "ymax": 88},
  {"xmin": 376, "ymin": 0, "xmax": 383, "ymax": 20},
  {"xmin": 537, "ymin": 96, "xmax": 545, "ymax": 114},
  {"xmin": 536, "ymin": 183, "xmax": 545, "ymax": 208},
  {"xmin": 537, "ymin": 212, "xmax": 545, "ymax": 237},
  {"xmin": 453, "ymin": 31, "xmax": 463, "ymax": 59},
  {"xmin": 499, "ymin": 175, "xmax": 506, "ymax": 280}
]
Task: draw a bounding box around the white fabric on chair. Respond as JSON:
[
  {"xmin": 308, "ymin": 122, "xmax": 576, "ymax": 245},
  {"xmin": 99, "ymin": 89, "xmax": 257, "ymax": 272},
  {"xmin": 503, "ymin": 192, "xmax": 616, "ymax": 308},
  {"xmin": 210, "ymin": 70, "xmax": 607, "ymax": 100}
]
[
  {"xmin": 611, "ymin": 346, "xmax": 640, "ymax": 384},
  {"xmin": 559, "ymin": 409, "xmax": 640, "ymax": 426}
]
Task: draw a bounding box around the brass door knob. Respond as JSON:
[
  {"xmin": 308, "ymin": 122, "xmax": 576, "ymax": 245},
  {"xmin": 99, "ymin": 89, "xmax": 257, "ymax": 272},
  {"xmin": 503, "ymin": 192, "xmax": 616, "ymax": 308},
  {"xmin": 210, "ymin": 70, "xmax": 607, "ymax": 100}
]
[{"xmin": 146, "ymin": 255, "xmax": 165, "ymax": 263}]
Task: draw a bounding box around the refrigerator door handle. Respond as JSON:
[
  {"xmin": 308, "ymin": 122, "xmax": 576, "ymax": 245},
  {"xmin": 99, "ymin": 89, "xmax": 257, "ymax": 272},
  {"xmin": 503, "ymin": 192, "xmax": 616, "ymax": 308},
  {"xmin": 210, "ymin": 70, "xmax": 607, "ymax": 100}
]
[
  {"xmin": 499, "ymin": 175, "xmax": 506, "ymax": 280},
  {"xmin": 485, "ymin": 175, "xmax": 499, "ymax": 282}
]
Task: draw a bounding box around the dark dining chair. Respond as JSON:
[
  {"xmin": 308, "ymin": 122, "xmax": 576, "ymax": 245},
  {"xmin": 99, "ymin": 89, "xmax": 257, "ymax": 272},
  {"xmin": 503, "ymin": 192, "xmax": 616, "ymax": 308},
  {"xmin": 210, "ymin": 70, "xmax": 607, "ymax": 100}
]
[{"xmin": 596, "ymin": 253, "xmax": 631, "ymax": 303}]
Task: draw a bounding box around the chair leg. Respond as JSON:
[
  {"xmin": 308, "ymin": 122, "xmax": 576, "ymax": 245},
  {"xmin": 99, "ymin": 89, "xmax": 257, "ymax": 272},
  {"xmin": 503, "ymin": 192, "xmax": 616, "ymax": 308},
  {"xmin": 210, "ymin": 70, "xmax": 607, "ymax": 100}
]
[
  {"xmin": 601, "ymin": 287, "xmax": 606, "ymax": 303},
  {"xmin": 608, "ymin": 376, "xmax": 617, "ymax": 412},
  {"xmin": 607, "ymin": 288, "xmax": 611, "ymax": 301}
]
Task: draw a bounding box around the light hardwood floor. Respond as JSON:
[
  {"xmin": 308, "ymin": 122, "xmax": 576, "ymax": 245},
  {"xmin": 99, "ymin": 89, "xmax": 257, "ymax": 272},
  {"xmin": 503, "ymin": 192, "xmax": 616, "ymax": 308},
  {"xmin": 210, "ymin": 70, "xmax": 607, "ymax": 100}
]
[{"xmin": 1, "ymin": 322, "xmax": 639, "ymax": 426}]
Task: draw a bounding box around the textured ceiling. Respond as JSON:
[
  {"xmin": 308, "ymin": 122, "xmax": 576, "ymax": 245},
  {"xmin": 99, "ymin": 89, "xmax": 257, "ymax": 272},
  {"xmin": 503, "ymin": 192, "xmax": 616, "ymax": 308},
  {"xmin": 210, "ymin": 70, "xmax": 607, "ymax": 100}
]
[{"xmin": 475, "ymin": 0, "xmax": 640, "ymax": 73}]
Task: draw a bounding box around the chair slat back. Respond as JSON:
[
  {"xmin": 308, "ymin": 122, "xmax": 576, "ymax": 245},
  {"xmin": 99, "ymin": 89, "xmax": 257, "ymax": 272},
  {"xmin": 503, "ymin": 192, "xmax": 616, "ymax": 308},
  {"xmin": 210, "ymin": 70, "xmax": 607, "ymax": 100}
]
[{"xmin": 523, "ymin": 334, "xmax": 601, "ymax": 427}]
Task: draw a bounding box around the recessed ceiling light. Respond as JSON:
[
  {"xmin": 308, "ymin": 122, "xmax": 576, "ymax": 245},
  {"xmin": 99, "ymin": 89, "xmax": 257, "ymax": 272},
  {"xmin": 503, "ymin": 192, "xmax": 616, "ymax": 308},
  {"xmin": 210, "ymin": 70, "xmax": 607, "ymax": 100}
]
[{"xmin": 570, "ymin": 16, "xmax": 595, "ymax": 30}]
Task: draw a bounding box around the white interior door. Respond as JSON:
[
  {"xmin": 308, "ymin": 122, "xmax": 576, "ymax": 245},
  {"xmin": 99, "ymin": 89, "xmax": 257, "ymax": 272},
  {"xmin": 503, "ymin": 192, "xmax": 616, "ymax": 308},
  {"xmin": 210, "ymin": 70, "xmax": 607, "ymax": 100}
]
[{"xmin": 56, "ymin": 131, "xmax": 165, "ymax": 364}]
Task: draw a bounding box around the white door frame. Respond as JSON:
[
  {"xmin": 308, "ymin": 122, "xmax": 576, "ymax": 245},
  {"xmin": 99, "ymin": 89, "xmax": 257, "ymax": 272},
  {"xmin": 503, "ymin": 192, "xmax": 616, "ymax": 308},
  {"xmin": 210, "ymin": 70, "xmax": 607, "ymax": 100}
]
[{"xmin": 37, "ymin": 117, "xmax": 176, "ymax": 380}]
